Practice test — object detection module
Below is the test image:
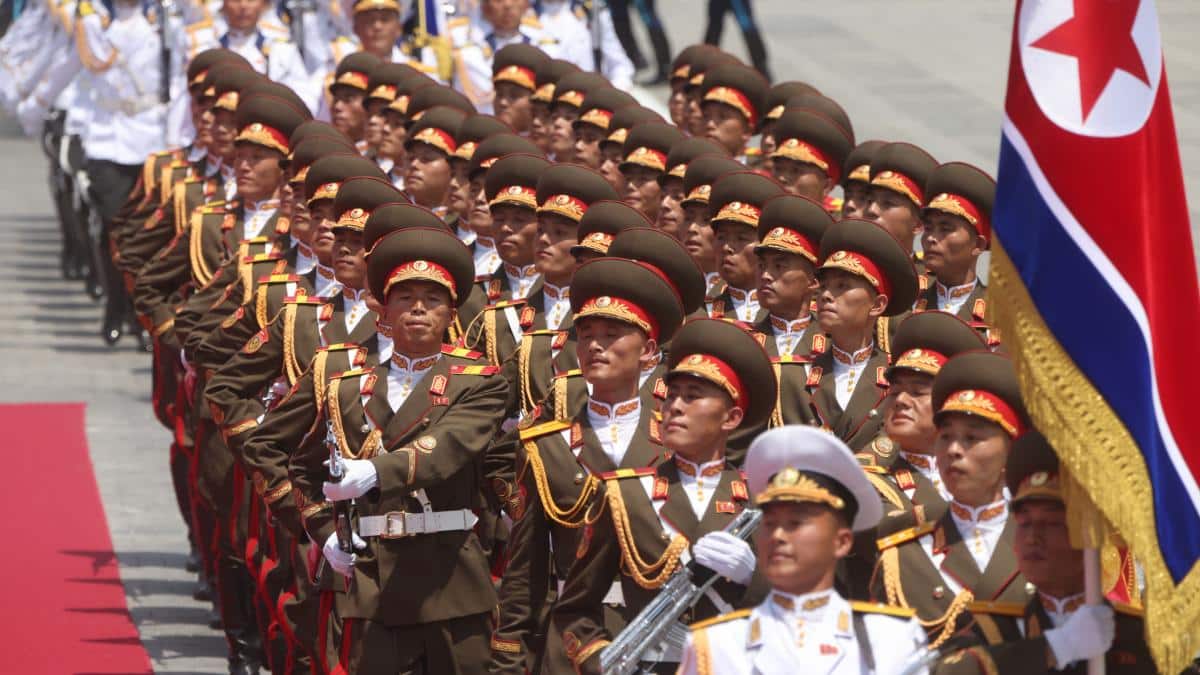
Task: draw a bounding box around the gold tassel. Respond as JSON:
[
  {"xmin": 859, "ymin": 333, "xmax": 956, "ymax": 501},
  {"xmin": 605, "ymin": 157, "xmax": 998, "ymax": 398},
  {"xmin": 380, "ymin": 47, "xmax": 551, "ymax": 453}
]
[
  {"xmin": 521, "ymin": 440, "xmax": 596, "ymax": 527},
  {"xmin": 605, "ymin": 481, "xmax": 689, "ymax": 589},
  {"xmin": 769, "ymin": 362, "xmax": 783, "ymax": 428},
  {"xmin": 282, "ymin": 304, "xmax": 300, "ymax": 385}
]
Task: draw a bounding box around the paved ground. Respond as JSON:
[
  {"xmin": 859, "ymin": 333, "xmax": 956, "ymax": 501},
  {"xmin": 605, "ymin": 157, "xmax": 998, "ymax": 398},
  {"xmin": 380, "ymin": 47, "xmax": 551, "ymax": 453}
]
[{"xmin": 0, "ymin": 2, "xmax": 1196, "ymax": 673}]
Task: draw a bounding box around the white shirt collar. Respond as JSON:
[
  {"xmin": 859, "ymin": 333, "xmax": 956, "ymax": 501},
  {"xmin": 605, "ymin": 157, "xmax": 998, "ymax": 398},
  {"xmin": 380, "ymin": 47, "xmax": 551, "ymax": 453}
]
[
  {"xmin": 586, "ymin": 396, "xmax": 641, "ymax": 467},
  {"xmin": 936, "ymin": 278, "xmax": 977, "ymax": 314},
  {"xmin": 504, "ymin": 263, "xmax": 540, "ymax": 300},
  {"xmin": 949, "ymin": 498, "xmax": 1009, "ymax": 571}
]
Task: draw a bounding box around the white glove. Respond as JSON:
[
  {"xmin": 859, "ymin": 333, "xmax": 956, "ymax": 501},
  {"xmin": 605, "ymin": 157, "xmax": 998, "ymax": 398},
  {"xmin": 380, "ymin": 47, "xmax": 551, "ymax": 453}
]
[
  {"xmin": 1044, "ymin": 604, "xmax": 1115, "ymax": 669},
  {"xmin": 322, "ymin": 531, "xmax": 367, "ymax": 578},
  {"xmin": 691, "ymin": 531, "xmax": 756, "ymax": 585},
  {"xmin": 322, "ymin": 458, "xmax": 379, "ymax": 500}
]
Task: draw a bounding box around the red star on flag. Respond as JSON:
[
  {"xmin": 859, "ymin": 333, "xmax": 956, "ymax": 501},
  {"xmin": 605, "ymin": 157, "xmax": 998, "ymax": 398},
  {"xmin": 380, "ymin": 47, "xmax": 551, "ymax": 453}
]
[{"xmin": 1031, "ymin": 0, "xmax": 1151, "ymax": 122}]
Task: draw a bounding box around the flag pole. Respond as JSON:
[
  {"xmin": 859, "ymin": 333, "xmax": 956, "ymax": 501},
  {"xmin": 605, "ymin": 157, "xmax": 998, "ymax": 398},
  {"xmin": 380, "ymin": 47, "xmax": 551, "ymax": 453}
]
[{"xmin": 1083, "ymin": 533, "xmax": 1105, "ymax": 675}]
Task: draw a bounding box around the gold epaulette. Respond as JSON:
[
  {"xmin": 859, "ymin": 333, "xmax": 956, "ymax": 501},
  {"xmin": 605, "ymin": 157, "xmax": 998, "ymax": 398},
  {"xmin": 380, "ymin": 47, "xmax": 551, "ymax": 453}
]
[
  {"xmin": 598, "ymin": 467, "xmax": 657, "ymax": 481},
  {"xmin": 877, "ymin": 521, "xmax": 936, "ymax": 551},
  {"xmin": 259, "ymin": 273, "xmax": 301, "ymax": 283},
  {"xmin": 442, "ymin": 344, "xmax": 482, "ymax": 359},
  {"xmin": 526, "ymin": 328, "xmax": 560, "ymax": 336},
  {"xmin": 688, "ymin": 609, "xmax": 751, "ymax": 631},
  {"xmin": 965, "ymin": 601, "xmax": 1026, "ymax": 617},
  {"xmin": 857, "ymin": 455, "xmax": 887, "ymax": 475},
  {"xmin": 520, "ymin": 15, "xmax": 542, "ymax": 28},
  {"xmin": 447, "ymin": 16, "xmax": 468, "ymax": 28},
  {"xmin": 851, "ymin": 601, "xmax": 916, "ymax": 618},
  {"xmin": 485, "ymin": 298, "xmax": 528, "ymax": 310},
  {"xmin": 330, "ymin": 368, "xmax": 370, "ymax": 380},
  {"xmin": 243, "ymin": 253, "xmax": 284, "ymax": 264},
  {"xmin": 322, "ymin": 342, "xmax": 360, "ymax": 352},
  {"xmin": 554, "ymin": 368, "xmax": 582, "ymax": 380},
  {"xmin": 519, "ymin": 418, "xmax": 571, "ymax": 441},
  {"xmin": 1112, "ymin": 601, "xmax": 1144, "ymax": 617},
  {"xmin": 284, "ymin": 295, "xmax": 322, "ymax": 305},
  {"xmin": 450, "ymin": 364, "xmax": 500, "ymax": 376}
]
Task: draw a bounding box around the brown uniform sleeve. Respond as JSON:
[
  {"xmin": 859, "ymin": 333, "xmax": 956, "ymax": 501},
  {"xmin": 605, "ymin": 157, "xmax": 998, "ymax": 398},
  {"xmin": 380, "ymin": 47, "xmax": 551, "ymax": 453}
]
[
  {"xmin": 551, "ymin": 497, "xmax": 621, "ymax": 675},
  {"xmin": 132, "ymin": 227, "xmax": 193, "ymax": 350},
  {"xmin": 204, "ymin": 307, "xmax": 287, "ymax": 455}
]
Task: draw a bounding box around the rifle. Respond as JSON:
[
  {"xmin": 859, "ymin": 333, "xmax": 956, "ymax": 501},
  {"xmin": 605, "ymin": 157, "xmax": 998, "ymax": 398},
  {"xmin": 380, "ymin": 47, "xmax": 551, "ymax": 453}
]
[
  {"xmin": 325, "ymin": 423, "xmax": 356, "ymax": 554},
  {"xmin": 600, "ymin": 507, "xmax": 762, "ymax": 675}
]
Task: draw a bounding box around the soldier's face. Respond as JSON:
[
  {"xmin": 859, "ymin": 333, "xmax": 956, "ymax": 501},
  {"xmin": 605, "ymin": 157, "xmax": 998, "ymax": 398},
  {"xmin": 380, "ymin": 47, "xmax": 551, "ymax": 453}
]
[
  {"xmin": 1013, "ymin": 501, "xmax": 1083, "ymax": 596},
  {"xmin": 191, "ymin": 95, "xmax": 214, "ymax": 147},
  {"xmin": 385, "ymin": 281, "xmax": 454, "ymax": 354},
  {"xmin": 222, "ymin": 0, "xmax": 268, "ymax": 32},
  {"xmin": 921, "ymin": 212, "xmax": 984, "ymax": 281},
  {"xmin": 702, "ymin": 102, "xmax": 752, "ymax": 156},
  {"xmin": 757, "ymin": 502, "xmax": 852, "ymax": 596},
  {"xmin": 468, "ymin": 177, "xmax": 493, "ymax": 236},
  {"xmin": 211, "ymin": 109, "xmax": 238, "ymax": 160},
  {"xmin": 534, "ymin": 213, "xmax": 578, "ymax": 283},
  {"xmin": 815, "ymin": 269, "xmax": 885, "ymax": 335},
  {"xmin": 621, "ymin": 165, "xmax": 661, "ymax": 221},
  {"xmin": 772, "ymin": 157, "xmax": 832, "ymax": 203},
  {"xmin": 686, "ymin": 90, "xmax": 705, "ymax": 136},
  {"xmin": 548, "ymin": 104, "xmax": 578, "ymax": 160},
  {"xmin": 883, "ymin": 371, "xmax": 936, "ymax": 452},
  {"xmin": 354, "ymin": 9, "xmax": 402, "ymax": 57},
  {"xmin": 494, "ymin": 82, "xmax": 532, "ymax": 132},
  {"xmin": 309, "ymin": 200, "xmax": 337, "ymax": 264},
  {"xmin": 331, "ymin": 89, "xmax": 367, "ymax": 141},
  {"xmin": 714, "ymin": 223, "xmax": 759, "ymax": 289},
  {"xmin": 668, "ymin": 82, "xmax": 688, "ymax": 128},
  {"xmin": 379, "ymin": 110, "xmax": 408, "ymax": 162},
  {"xmin": 332, "ymin": 228, "xmax": 367, "ymax": 289},
  {"xmin": 682, "ymin": 203, "xmax": 716, "ymax": 274},
  {"xmin": 234, "ymin": 144, "xmax": 285, "ymax": 202},
  {"xmin": 840, "ymin": 182, "xmax": 871, "ymax": 220},
  {"xmin": 572, "ymin": 125, "xmax": 605, "ymax": 169},
  {"xmin": 403, "ymin": 143, "xmax": 452, "ymax": 209},
  {"xmin": 364, "ymin": 100, "xmax": 387, "ymax": 150},
  {"xmin": 492, "ymin": 204, "xmax": 537, "ymax": 266},
  {"xmin": 758, "ymin": 125, "xmax": 778, "ymax": 172},
  {"xmin": 660, "ymin": 376, "xmax": 743, "ymax": 459},
  {"xmin": 756, "ymin": 250, "xmax": 818, "ymax": 317},
  {"xmin": 866, "ymin": 187, "xmax": 921, "ymax": 253},
  {"xmin": 934, "ymin": 415, "xmax": 1011, "ymax": 506},
  {"xmin": 482, "ymin": 0, "xmax": 527, "ymax": 33},
  {"xmin": 529, "ymin": 102, "xmax": 551, "ymax": 152},
  {"xmin": 447, "ymin": 160, "xmax": 472, "ymax": 219},
  {"xmin": 284, "ymin": 181, "xmax": 314, "ymax": 245},
  {"xmin": 598, "ymin": 144, "xmax": 626, "ymax": 193},
  {"xmin": 655, "ymin": 178, "xmax": 685, "ymax": 241},
  {"xmin": 576, "ymin": 317, "xmax": 655, "ymax": 392}
]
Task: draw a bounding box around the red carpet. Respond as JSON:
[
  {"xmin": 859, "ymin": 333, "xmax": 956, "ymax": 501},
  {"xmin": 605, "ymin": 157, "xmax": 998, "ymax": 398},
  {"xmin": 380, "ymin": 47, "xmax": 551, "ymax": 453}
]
[{"xmin": 0, "ymin": 403, "xmax": 153, "ymax": 674}]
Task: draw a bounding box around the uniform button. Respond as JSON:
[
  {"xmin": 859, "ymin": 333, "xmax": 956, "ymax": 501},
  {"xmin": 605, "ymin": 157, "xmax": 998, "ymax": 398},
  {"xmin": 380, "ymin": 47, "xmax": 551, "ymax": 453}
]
[
  {"xmin": 573, "ymin": 472, "xmax": 584, "ymax": 485},
  {"xmin": 868, "ymin": 409, "xmax": 879, "ymax": 418},
  {"xmin": 933, "ymin": 585, "xmax": 946, "ymax": 599},
  {"xmin": 662, "ymin": 533, "xmax": 670, "ymax": 542},
  {"xmin": 1025, "ymin": 582, "xmax": 1037, "ymax": 595},
  {"xmin": 361, "ymin": 424, "xmax": 370, "ymax": 433}
]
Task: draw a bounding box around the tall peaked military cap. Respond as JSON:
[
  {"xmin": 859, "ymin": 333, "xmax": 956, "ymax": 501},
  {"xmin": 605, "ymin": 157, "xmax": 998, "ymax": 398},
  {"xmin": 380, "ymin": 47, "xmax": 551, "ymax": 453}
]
[
  {"xmin": 242, "ymin": 81, "xmax": 312, "ymax": 118},
  {"xmin": 405, "ymin": 105, "xmax": 468, "ymax": 156},
  {"xmin": 290, "ymin": 138, "xmax": 357, "ymax": 185},
  {"xmin": 770, "ymin": 109, "xmax": 853, "ymax": 183},
  {"xmin": 870, "ymin": 142, "xmax": 938, "ymax": 208},
  {"xmin": 842, "ymin": 139, "xmax": 888, "ymax": 187},
  {"xmin": 484, "ymin": 153, "xmax": 552, "ymax": 212},
  {"xmin": 469, "ymin": 133, "xmax": 542, "ymax": 179},
  {"xmin": 330, "ymin": 52, "xmax": 382, "ymax": 95},
  {"xmin": 571, "ymin": 200, "xmax": 652, "ymax": 256},
  {"xmin": 364, "ymin": 203, "xmax": 451, "ymax": 252},
  {"xmin": 667, "ymin": 318, "xmax": 776, "ymax": 427},
  {"xmin": 210, "ymin": 66, "xmax": 263, "ymax": 112},
  {"xmin": 660, "ymin": 137, "xmax": 728, "ymax": 184},
  {"xmin": 552, "ymin": 71, "xmax": 609, "ymax": 108},
  {"xmin": 680, "ymin": 155, "xmax": 745, "ymax": 207},
  {"xmin": 574, "ymin": 87, "xmax": 638, "ymax": 133},
  {"xmin": 386, "ymin": 76, "xmax": 437, "ymax": 116},
  {"xmin": 188, "ymin": 49, "xmax": 249, "ymax": 92},
  {"xmin": 708, "ymin": 171, "xmax": 786, "ymax": 230},
  {"xmin": 453, "ymin": 114, "xmax": 513, "ymax": 162},
  {"xmin": 670, "ymin": 44, "xmax": 718, "ymax": 85},
  {"xmin": 332, "ymin": 176, "xmax": 406, "ymax": 231},
  {"xmin": 602, "ymin": 105, "xmax": 664, "ymax": 149},
  {"xmin": 234, "ymin": 94, "xmax": 311, "ymax": 155},
  {"xmin": 367, "ymin": 226, "xmax": 475, "ymax": 306},
  {"xmin": 1007, "ymin": 431, "xmax": 1063, "ymax": 506},
  {"xmin": 535, "ymin": 164, "xmax": 619, "ymax": 222},
  {"xmin": 571, "ymin": 257, "xmax": 685, "ymax": 342},
  {"xmin": 886, "ymin": 311, "xmax": 987, "ymax": 381},
  {"xmin": 923, "ymin": 162, "xmax": 997, "ymax": 245},
  {"xmin": 289, "ymin": 121, "xmax": 351, "ymax": 154},
  {"xmin": 932, "ymin": 351, "xmax": 1029, "ymax": 438},
  {"xmin": 763, "ymin": 81, "xmax": 822, "ymax": 123},
  {"xmin": 532, "ymin": 58, "xmax": 579, "ymax": 103},
  {"xmin": 608, "ymin": 227, "xmax": 706, "ymax": 316},
  {"xmin": 406, "ymin": 84, "xmax": 476, "ymax": 120},
  {"xmin": 684, "ymin": 48, "xmax": 740, "ymax": 91},
  {"xmin": 366, "ymin": 62, "xmax": 423, "ymax": 106},
  {"xmin": 304, "ymin": 154, "xmax": 387, "ymax": 205},
  {"xmin": 817, "ymin": 218, "xmax": 919, "ymax": 315},
  {"xmin": 756, "ymin": 194, "xmax": 834, "ymax": 263},
  {"xmin": 746, "ymin": 426, "xmax": 882, "ymax": 531},
  {"xmin": 493, "ymin": 43, "xmax": 548, "ymax": 91},
  {"xmin": 620, "ymin": 121, "xmax": 685, "ymax": 174},
  {"xmin": 782, "ymin": 93, "xmax": 853, "ymax": 143},
  {"xmin": 701, "ymin": 62, "xmax": 769, "ymax": 129}
]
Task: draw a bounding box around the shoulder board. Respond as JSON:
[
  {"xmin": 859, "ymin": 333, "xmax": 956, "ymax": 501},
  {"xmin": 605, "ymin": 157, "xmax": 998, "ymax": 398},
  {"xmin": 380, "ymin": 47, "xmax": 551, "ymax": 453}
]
[
  {"xmin": 183, "ymin": 177, "xmax": 208, "ymax": 186},
  {"xmin": 284, "ymin": 295, "xmax": 322, "ymax": 304},
  {"xmin": 598, "ymin": 467, "xmax": 657, "ymax": 481},
  {"xmin": 857, "ymin": 456, "xmax": 887, "ymax": 474},
  {"xmin": 526, "ymin": 329, "xmax": 561, "ymax": 336},
  {"xmin": 876, "ymin": 521, "xmax": 937, "ymax": 550},
  {"xmin": 689, "ymin": 609, "xmax": 751, "ymax": 631},
  {"xmin": 330, "ymin": 368, "xmax": 370, "ymax": 380},
  {"xmin": 261, "ymin": 273, "xmax": 302, "ymax": 284},
  {"xmin": 243, "ymin": 253, "xmax": 284, "ymax": 264},
  {"xmin": 850, "ymin": 601, "xmax": 916, "ymax": 618},
  {"xmin": 1112, "ymin": 601, "xmax": 1144, "ymax": 618},
  {"xmin": 773, "ymin": 354, "xmax": 810, "ymax": 365},
  {"xmin": 322, "ymin": 342, "xmax": 361, "ymax": 352},
  {"xmin": 521, "ymin": 15, "xmax": 542, "ymax": 28},
  {"xmin": 447, "ymin": 16, "xmax": 468, "ymax": 27},
  {"xmin": 185, "ymin": 18, "xmax": 213, "ymax": 34},
  {"xmin": 450, "ymin": 364, "xmax": 500, "ymax": 376},
  {"xmin": 519, "ymin": 419, "xmax": 572, "ymax": 441},
  {"xmin": 199, "ymin": 204, "xmax": 228, "ymax": 215},
  {"xmin": 965, "ymin": 601, "xmax": 1027, "ymax": 617},
  {"xmin": 554, "ymin": 368, "xmax": 583, "ymax": 380},
  {"xmin": 442, "ymin": 344, "xmax": 483, "ymax": 359},
  {"xmin": 486, "ymin": 299, "xmax": 528, "ymax": 310}
]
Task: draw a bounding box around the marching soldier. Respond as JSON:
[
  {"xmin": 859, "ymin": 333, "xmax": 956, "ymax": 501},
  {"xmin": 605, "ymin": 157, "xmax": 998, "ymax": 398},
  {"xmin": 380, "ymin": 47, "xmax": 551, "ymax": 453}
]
[
  {"xmin": 492, "ymin": 43, "xmax": 550, "ymax": 134},
  {"xmin": 448, "ymin": 0, "xmax": 560, "ymax": 114},
  {"xmin": 707, "ymin": 170, "xmax": 786, "ymax": 323},
  {"xmin": 841, "ymin": 139, "xmax": 888, "ymax": 221},
  {"xmin": 552, "ymin": 317, "xmax": 776, "ymax": 674},
  {"xmin": 681, "ymin": 47, "xmax": 740, "ymax": 138},
  {"xmin": 376, "ymin": 72, "xmax": 442, "ymax": 187},
  {"xmin": 698, "ymin": 61, "xmax": 769, "ymax": 163},
  {"xmin": 679, "ymin": 425, "xmax": 929, "ymax": 675},
  {"xmin": 596, "ymin": 103, "xmax": 663, "ymax": 193},
  {"xmin": 756, "ymin": 80, "xmax": 821, "ymax": 168},
  {"xmin": 809, "ymin": 218, "xmax": 919, "ymax": 451},
  {"xmin": 401, "ymin": 104, "xmax": 467, "ymax": 218},
  {"xmin": 936, "ymin": 431, "xmax": 1150, "ymax": 674},
  {"xmin": 362, "ymin": 62, "xmax": 425, "ymax": 172},
  {"xmin": 292, "ymin": 225, "xmax": 508, "ymax": 672},
  {"xmin": 570, "ymin": 86, "xmax": 637, "ymax": 172},
  {"xmin": 545, "ymin": 69, "xmax": 609, "ymax": 162},
  {"xmin": 325, "ymin": 51, "xmax": 382, "ymax": 147},
  {"xmin": 873, "ymin": 351, "xmax": 1033, "ymax": 649},
  {"xmin": 665, "ymin": 44, "xmax": 717, "ymax": 128},
  {"xmin": 529, "ymin": 57, "xmax": 581, "ymax": 155},
  {"xmin": 864, "ymin": 141, "xmax": 938, "ymax": 284},
  {"xmin": 477, "ymin": 149, "xmax": 549, "ymax": 310},
  {"xmin": 678, "ymin": 153, "xmax": 745, "ymax": 313},
  {"xmin": 767, "ymin": 108, "xmax": 854, "ymax": 208},
  {"xmin": 654, "ymin": 137, "xmax": 727, "ymax": 246},
  {"xmin": 448, "ymin": 113, "xmax": 512, "ymax": 240},
  {"xmin": 618, "ymin": 120, "xmax": 684, "ymax": 222}
]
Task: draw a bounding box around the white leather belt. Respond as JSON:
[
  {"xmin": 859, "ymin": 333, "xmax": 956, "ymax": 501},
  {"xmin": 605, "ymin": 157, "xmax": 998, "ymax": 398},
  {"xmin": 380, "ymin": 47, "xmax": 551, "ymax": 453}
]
[{"xmin": 358, "ymin": 509, "xmax": 478, "ymax": 539}]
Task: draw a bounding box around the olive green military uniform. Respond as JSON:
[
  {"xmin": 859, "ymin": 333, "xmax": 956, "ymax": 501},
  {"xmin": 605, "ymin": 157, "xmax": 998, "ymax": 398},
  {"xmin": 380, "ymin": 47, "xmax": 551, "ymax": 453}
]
[{"xmin": 705, "ymin": 171, "xmax": 785, "ymax": 324}]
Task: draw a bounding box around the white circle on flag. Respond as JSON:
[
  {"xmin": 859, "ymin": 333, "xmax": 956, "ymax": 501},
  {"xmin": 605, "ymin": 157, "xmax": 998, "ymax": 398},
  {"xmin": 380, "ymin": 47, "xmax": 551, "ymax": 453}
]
[{"xmin": 1019, "ymin": 0, "xmax": 1162, "ymax": 138}]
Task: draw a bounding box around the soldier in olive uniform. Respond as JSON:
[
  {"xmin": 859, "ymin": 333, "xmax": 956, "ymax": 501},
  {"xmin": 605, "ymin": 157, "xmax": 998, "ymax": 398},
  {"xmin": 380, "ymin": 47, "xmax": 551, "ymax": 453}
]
[
  {"xmin": 654, "ymin": 137, "xmax": 727, "ymax": 247},
  {"xmin": 755, "ymin": 80, "xmax": 821, "ymax": 171},
  {"xmin": 570, "ymin": 87, "xmax": 637, "ymax": 174},
  {"xmin": 401, "ymin": 105, "xmax": 468, "ymax": 218},
  {"xmin": 678, "ymin": 154, "xmax": 745, "ymax": 313},
  {"xmin": 363, "ymin": 62, "xmax": 427, "ymax": 173},
  {"xmin": 553, "ymin": 318, "xmax": 776, "ymax": 674},
  {"xmin": 766, "ymin": 108, "xmax": 853, "ymax": 207},
  {"xmin": 544, "ymin": 70, "xmax": 610, "ymax": 163},
  {"xmin": 698, "ymin": 62, "xmax": 769, "ymax": 163},
  {"xmin": 491, "ymin": 44, "xmax": 550, "ymax": 135},
  {"xmin": 529, "ymin": 58, "xmax": 581, "ymax": 156},
  {"xmin": 618, "ymin": 121, "xmax": 685, "ymax": 222},
  {"xmin": 873, "ymin": 351, "xmax": 1032, "ymax": 649},
  {"xmin": 707, "ymin": 171, "xmax": 786, "ymax": 323},
  {"xmin": 325, "ymin": 52, "xmax": 383, "ymax": 148},
  {"xmin": 840, "ymin": 139, "xmax": 888, "ymax": 221}
]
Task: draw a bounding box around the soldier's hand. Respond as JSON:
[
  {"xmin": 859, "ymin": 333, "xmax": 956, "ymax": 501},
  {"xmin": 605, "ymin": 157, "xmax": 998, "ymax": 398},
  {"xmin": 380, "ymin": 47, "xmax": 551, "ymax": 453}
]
[
  {"xmin": 692, "ymin": 531, "xmax": 756, "ymax": 585},
  {"xmin": 1044, "ymin": 604, "xmax": 1115, "ymax": 667},
  {"xmin": 322, "ymin": 458, "xmax": 379, "ymax": 500},
  {"xmin": 322, "ymin": 532, "xmax": 367, "ymax": 577}
]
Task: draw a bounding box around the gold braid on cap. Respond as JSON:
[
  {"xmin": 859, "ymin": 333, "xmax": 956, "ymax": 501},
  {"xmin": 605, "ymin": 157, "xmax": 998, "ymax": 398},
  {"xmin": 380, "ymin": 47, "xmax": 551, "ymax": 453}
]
[{"xmin": 755, "ymin": 467, "xmax": 845, "ymax": 509}]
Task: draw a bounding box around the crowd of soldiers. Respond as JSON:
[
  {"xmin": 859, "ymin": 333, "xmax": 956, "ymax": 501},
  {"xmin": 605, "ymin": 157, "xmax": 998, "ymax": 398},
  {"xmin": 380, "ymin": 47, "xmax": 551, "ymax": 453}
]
[{"xmin": 0, "ymin": 0, "xmax": 1175, "ymax": 673}]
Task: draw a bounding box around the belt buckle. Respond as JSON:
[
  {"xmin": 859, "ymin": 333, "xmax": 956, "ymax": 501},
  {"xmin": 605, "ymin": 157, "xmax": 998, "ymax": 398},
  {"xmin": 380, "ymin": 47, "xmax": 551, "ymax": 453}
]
[{"xmin": 381, "ymin": 511, "xmax": 410, "ymax": 538}]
